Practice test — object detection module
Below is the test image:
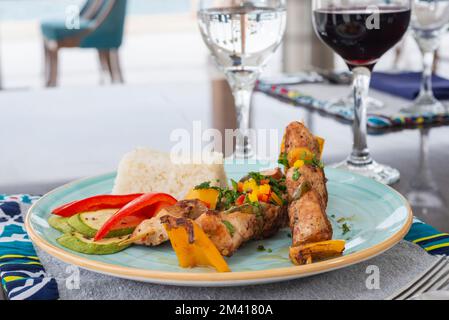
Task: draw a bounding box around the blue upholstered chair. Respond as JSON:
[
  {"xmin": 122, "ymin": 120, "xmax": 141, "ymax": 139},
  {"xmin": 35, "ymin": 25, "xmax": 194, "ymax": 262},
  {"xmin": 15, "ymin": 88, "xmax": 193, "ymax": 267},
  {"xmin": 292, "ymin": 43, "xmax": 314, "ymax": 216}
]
[{"xmin": 41, "ymin": 0, "xmax": 127, "ymax": 87}]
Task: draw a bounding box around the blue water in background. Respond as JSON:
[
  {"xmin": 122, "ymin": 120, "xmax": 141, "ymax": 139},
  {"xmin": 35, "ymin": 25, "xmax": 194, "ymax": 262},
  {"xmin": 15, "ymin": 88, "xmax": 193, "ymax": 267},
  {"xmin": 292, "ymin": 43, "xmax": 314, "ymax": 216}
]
[{"xmin": 0, "ymin": 0, "xmax": 191, "ymax": 21}]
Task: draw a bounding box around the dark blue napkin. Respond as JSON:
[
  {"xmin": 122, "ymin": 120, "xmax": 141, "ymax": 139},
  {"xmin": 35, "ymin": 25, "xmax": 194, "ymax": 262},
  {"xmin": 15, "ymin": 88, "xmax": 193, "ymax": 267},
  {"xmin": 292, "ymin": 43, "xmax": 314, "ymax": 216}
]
[{"xmin": 371, "ymin": 72, "xmax": 449, "ymax": 100}]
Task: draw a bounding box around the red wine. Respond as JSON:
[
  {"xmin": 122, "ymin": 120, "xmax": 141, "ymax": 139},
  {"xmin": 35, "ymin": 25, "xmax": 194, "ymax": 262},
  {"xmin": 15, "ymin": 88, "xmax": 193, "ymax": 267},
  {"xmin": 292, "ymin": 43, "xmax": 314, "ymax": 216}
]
[{"xmin": 313, "ymin": 7, "xmax": 410, "ymax": 70}]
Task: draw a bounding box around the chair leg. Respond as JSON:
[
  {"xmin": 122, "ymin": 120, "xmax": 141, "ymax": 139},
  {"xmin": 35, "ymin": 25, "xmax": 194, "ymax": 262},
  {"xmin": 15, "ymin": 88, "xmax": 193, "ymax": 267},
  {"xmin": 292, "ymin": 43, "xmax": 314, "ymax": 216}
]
[
  {"xmin": 108, "ymin": 49, "xmax": 124, "ymax": 84},
  {"xmin": 43, "ymin": 42, "xmax": 50, "ymax": 84},
  {"xmin": 45, "ymin": 46, "xmax": 59, "ymax": 87},
  {"xmin": 97, "ymin": 50, "xmax": 110, "ymax": 85}
]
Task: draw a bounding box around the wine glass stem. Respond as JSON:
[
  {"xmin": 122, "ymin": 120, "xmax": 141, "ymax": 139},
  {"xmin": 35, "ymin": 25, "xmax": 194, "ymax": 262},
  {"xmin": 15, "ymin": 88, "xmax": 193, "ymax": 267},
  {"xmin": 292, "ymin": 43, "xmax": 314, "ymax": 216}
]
[
  {"xmin": 349, "ymin": 67, "xmax": 373, "ymax": 166},
  {"xmin": 418, "ymin": 50, "xmax": 435, "ymax": 99},
  {"xmin": 233, "ymin": 87, "xmax": 253, "ymax": 158},
  {"xmin": 413, "ymin": 127, "xmax": 435, "ymax": 189}
]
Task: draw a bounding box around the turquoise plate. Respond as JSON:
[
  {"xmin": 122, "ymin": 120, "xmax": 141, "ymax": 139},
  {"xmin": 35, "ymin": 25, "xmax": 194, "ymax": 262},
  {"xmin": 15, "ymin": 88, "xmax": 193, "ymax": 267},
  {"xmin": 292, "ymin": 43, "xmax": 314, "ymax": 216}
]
[{"xmin": 26, "ymin": 166, "xmax": 412, "ymax": 286}]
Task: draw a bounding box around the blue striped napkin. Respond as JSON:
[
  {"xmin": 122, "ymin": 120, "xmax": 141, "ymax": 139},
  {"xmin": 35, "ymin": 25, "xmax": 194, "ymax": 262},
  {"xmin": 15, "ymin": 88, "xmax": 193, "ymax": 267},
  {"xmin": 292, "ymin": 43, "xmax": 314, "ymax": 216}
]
[
  {"xmin": 0, "ymin": 195, "xmax": 59, "ymax": 300},
  {"xmin": 406, "ymin": 218, "xmax": 449, "ymax": 256},
  {"xmin": 0, "ymin": 195, "xmax": 447, "ymax": 300}
]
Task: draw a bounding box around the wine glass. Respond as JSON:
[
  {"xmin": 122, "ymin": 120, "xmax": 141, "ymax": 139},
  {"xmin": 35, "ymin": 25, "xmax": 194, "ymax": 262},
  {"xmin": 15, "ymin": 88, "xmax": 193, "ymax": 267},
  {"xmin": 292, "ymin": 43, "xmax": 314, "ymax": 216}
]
[
  {"xmin": 405, "ymin": 128, "xmax": 447, "ymax": 217},
  {"xmin": 312, "ymin": 0, "xmax": 411, "ymax": 185},
  {"xmin": 198, "ymin": 0, "xmax": 287, "ymax": 159},
  {"xmin": 402, "ymin": 0, "xmax": 449, "ymax": 115}
]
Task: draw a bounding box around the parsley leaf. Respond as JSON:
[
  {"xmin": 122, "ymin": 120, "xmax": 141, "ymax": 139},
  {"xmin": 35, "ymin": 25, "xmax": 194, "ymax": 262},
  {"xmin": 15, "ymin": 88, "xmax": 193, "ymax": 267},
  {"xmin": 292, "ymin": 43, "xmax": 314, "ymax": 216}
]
[
  {"xmin": 278, "ymin": 152, "xmax": 289, "ymax": 168},
  {"xmin": 292, "ymin": 168, "xmax": 301, "ymax": 181},
  {"xmin": 223, "ymin": 221, "xmax": 235, "ymax": 236},
  {"xmin": 342, "ymin": 223, "xmax": 351, "ymax": 235},
  {"xmin": 230, "ymin": 179, "xmax": 239, "ymax": 191},
  {"xmin": 194, "ymin": 181, "xmax": 212, "ymax": 190}
]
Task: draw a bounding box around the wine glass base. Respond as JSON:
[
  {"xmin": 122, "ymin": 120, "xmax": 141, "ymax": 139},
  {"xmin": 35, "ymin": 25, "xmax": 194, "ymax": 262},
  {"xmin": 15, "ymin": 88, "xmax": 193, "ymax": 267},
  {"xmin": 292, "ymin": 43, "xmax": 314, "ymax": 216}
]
[
  {"xmin": 331, "ymin": 159, "xmax": 400, "ymax": 185},
  {"xmin": 328, "ymin": 95, "xmax": 385, "ymax": 112},
  {"xmin": 401, "ymin": 96, "xmax": 447, "ymax": 116}
]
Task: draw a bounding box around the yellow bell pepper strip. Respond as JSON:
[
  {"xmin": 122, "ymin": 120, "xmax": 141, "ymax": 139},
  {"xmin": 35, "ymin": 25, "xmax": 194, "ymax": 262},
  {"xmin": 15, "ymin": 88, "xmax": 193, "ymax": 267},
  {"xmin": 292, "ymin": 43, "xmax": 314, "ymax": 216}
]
[
  {"xmin": 280, "ymin": 133, "xmax": 286, "ymax": 154},
  {"xmin": 270, "ymin": 192, "xmax": 284, "ymax": 206},
  {"xmin": 161, "ymin": 216, "xmax": 231, "ymax": 272},
  {"xmin": 315, "ymin": 136, "xmax": 325, "ymax": 160},
  {"xmin": 184, "ymin": 188, "xmax": 220, "ymax": 210},
  {"xmin": 287, "ymin": 147, "xmax": 315, "ymax": 167},
  {"xmin": 289, "ymin": 240, "xmax": 345, "ymax": 265}
]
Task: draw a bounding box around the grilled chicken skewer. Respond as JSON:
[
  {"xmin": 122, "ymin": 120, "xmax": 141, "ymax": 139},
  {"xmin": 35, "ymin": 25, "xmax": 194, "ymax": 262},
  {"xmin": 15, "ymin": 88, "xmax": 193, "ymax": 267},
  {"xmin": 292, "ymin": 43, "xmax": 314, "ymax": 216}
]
[
  {"xmin": 195, "ymin": 202, "xmax": 286, "ymax": 257},
  {"xmin": 131, "ymin": 200, "xmax": 209, "ymax": 246},
  {"xmin": 282, "ymin": 122, "xmax": 343, "ymax": 264},
  {"xmin": 132, "ymin": 169, "xmax": 287, "ymax": 257}
]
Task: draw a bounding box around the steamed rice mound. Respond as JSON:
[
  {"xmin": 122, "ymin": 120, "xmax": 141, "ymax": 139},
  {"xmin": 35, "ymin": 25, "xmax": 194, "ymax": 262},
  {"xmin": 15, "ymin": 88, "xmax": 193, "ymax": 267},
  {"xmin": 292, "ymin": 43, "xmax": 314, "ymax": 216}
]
[{"xmin": 112, "ymin": 148, "xmax": 228, "ymax": 199}]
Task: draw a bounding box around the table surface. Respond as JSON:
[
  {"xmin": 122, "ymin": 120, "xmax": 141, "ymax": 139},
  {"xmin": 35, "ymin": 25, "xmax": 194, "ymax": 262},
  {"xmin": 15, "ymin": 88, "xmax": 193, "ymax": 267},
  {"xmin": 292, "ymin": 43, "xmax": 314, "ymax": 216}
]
[{"xmin": 0, "ymin": 82, "xmax": 448, "ymax": 232}]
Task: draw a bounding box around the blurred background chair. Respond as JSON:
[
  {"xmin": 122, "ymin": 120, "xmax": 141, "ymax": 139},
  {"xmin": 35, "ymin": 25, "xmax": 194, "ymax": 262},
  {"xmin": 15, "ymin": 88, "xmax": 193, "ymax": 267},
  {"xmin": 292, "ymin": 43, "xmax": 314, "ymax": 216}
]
[{"xmin": 41, "ymin": 0, "xmax": 127, "ymax": 87}]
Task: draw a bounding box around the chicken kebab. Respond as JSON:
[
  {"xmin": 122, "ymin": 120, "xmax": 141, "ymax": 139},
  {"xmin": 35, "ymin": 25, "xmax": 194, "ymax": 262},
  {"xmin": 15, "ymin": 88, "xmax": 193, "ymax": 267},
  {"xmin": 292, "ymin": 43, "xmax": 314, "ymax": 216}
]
[
  {"xmin": 280, "ymin": 121, "xmax": 345, "ymax": 265},
  {"xmin": 127, "ymin": 168, "xmax": 289, "ymax": 257}
]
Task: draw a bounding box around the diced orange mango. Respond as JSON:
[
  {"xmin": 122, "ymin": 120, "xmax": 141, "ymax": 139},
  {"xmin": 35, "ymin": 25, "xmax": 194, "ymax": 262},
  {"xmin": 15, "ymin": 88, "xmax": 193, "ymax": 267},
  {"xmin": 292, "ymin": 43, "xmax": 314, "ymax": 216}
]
[
  {"xmin": 287, "ymin": 147, "xmax": 315, "ymax": 167},
  {"xmin": 258, "ymin": 184, "xmax": 271, "ymax": 195},
  {"xmin": 293, "ymin": 160, "xmax": 305, "ymax": 168},
  {"xmin": 248, "ymin": 191, "xmax": 258, "ymax": 203},
  {"xmin": 242, "ymin": 179, "xmax": 258, "ymax": 193},
  {"xmin": 184, "ymin": 188, "xmax": 220, "ymax": 210}
]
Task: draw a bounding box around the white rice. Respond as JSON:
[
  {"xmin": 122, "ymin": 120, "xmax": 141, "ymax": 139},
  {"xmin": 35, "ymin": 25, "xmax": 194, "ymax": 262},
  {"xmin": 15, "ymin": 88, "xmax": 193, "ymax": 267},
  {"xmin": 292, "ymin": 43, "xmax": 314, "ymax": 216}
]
[{"xmin": 112, "ymin": 148, "xmax": 228, "ymax": 199}]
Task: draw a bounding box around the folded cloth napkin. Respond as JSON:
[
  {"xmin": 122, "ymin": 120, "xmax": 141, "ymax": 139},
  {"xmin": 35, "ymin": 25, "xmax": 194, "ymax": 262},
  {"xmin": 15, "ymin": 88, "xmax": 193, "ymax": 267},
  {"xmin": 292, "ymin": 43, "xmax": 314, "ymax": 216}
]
[
  {"xmin": 1, "ymin": 195, "xmax": 448, "ymax": 300},
  {"xmin": 371, "ymin": 72, "xmax": 449, "ymax": 101},
  {"xmin": 0, "ymin": 195, "xmax": 59, "ymax": 300}
]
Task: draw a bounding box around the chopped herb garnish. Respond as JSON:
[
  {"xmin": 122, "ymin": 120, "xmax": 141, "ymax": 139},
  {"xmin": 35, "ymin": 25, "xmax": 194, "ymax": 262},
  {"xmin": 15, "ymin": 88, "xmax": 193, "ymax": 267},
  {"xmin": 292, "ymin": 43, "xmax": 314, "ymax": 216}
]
[
  {"xmin": 292, "ymin": 168, "xmax": 301, "ymax": 181},
  {"xmin": 278, "ymin": 152, "xmax": 289, "ymax": 168},
  {"xmin": 231, "ymin": 179, "xmax": 239, "ymax": 191},
  {"xmin": 304, "ymin": 155, "xmax": 324, "ymax": 169},
  {"xmin": 267, "ymin": 248, "xmax": 273, "ymax": 253},
  {"xmin": 330, "ymin": 214, "xmax": 336, "ymax": 219},
  {"xmin": 337, "ymin": 217, "xmax": 346, "ymax": 223},
  {"xmin": 257, "ymin": 245, "xmax": 266, "ymax": 252},
  {"xmin": 246, "ymin": 172, "xmax": 264, "ymax": 184},
  {"xmin": 342, "ymin": 223, "xmax": 351, "ymax": 235},
  {"xmin": 287, "ymin": 233, "xmax": 292, "ymax": 238},
  {"xmin": 215, "ymin": 187, "xmax": 239, "ymax": 211},
  {"xmin": 194, "ymin": 181, "xmax": 212, "ymax": 190},
  {"xmin": 222, "ymin": 221, "xmax": 235, "ymax": 236}
]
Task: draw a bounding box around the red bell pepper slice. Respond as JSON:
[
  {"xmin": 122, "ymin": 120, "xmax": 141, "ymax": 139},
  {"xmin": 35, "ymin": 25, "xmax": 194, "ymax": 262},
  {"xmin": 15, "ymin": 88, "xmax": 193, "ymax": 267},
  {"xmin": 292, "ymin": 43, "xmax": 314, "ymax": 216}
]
[
  {"xmin": 52, "ymin": 194, "xmax": 144, "ymax": 217},
  {"xmin": 94, "ymin": 193, "xmax": 177, "ymax": 241}
]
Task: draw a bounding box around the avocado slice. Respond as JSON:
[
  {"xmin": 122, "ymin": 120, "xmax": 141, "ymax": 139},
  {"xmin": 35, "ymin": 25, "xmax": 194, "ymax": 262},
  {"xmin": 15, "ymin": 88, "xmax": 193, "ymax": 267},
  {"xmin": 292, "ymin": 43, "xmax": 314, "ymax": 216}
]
[
  {"xmin": 57, "ymin": 232, "xmax": 131, "ymax": 255},
  {"xmin": 48, "ymin": 216, "xmax": 74, "ymax": 233},
  {"xmin": 67, "ymin": 209, "xmax": 135, "ymax": 238}
]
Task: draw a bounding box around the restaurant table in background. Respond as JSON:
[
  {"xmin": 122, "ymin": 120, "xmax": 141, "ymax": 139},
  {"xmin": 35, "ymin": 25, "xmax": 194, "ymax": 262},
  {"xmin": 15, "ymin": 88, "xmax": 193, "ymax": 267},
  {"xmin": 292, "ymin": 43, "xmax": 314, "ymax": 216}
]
[{"xmin": 0, "ymin": 82, "xmax": 448, "ymax": 231}]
